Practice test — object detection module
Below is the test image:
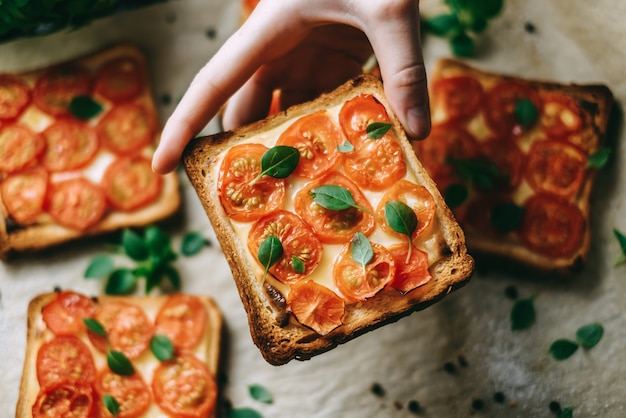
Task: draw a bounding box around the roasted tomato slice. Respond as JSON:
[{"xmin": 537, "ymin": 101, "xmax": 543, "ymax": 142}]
[
  {"xmin": 388, "ymin": 244, "xmax": 432, "ymax": 293},
  {"xmin": 484, "ymin": 81, "xmax": 542, "ymax": 136},
  {"xmin": 94, "ymin": 57, "xmax": 144, "ymax": 103},
  {"xmin": 102, "ymin": 156, "xmax": 162, "ymax": 211},
  {"xmin": 98, "ymin": 103, "xmax": 155, "ymax": 155},
  {"xmin": 540, "ymin": 93, "xmax": 584, "ymax": 138},
  {"xmin": 248, "ymin": 210, "xmax": 323, "ymax": 284},
  {"xmin": 0, "ymin": 74, "xmax": 30, "ymax": 120},
  {"xmin": 36, "ymin": 336, "xmax": 96, "ymax": 388},
  {"xmin": 430, "ymin": 75, "xmax": 484, "ymax": 123},
  {"xmin": 41, "ymin": 119, "xmax": 100, "ymax": 172},
  {"xmin": 46, "ymin": 178, "xmax": 107, "ymax": 230},
  {"xmin": 42, "ymin": 290, "xmax": 95, "ymax": 336},
  {"xmin": 276, "ymin": 110, "xmax": 344, "ymax": 179},
  {"xmin": 32, "ymin": 382, "xmax": 94, "ymax": 418},
  {"xmin": 152, "ymin": 353, "xmax": 217, "ymax": 418},
  {"xmin": 525, "ymin": 139, "xmax": 587, "ymax": 198},
  {"xmin": 343, "ymin": 133, "xmax": 407, "ymax": 191},
  {"xmin": 1, "ymin": 167, "xmax": 48, "ymax": 224},
  {"xmin": 333, "ymin": 239, "xmax": 395, "ymax": 302},
  {"xmin": 93, "ymin": 369, "xmax": 151, "ymax": 418},
  {"xmin": 520, "ymin": 194, "xmax": 585, "ymax": 258},
  {"xmin": 0, "ymin": 124, "xmax": 45, "ymax": 173},
  {"xmin": 338, "ymin": 93, "xmax": 390, "ymax": 146},
  {"xmin": 155, "ymin": 294, "xmax": 208, "ymax": 351},
  {"xmin": 33, "ymin": 64, "xmax": 92, "ymax": 117},
  {"xmin": 287, "ymin": 280, "xmax": 345, "ymax": 335},
  {"xmin": 376, "ymin": 179, "xmax": 436, "ymax": 241},
  {"xmin": 87, "ymin": 301, "xmax": 154, "ymax": 359},
  {"xmin": 294, "ymin": 172, "xmax": 375, "ymax": 244},
  {"xmin": 217, "ymin": 143, "xmax": 286, "ymax": 222},
  {"xmin": 480, "ymin": 138, "xmax": 525, "ymax": 189}
]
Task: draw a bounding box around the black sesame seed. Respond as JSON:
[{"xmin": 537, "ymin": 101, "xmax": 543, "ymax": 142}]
[
  {"xmin": 504, "ymin": 285, "xmax": 518, "ymax": 300},
  {"xmin": 160, "ymin": 94, "xmax": 172, "ymax": 106},
  {"xmin": 407, "ymin": 400, "xmax": 421, "ymax": 414},
  {"xmin": 53, "ymin": 286, "xmax": 62, "ymax": 292},
  {"xmin": 206, "ymin": 28, "xmax": 217, "ymax": 39},
  {"xmin": 493, "ymin": 392, "xmax": 505, "ymax": 403},
  {"xmin": 549, "ymin": 401, "xmax": 562, "ymax": 413},
  {"xmin": 458, "ymin": 355, "xmax": 469, "ymax": 367},
  {"xmin": 472, "ymin": 399, "xmax": 485, "ymax": 410},
  {"xmin": 370, "ymin": 382, "xmax": 385, "ymax": 397},
  {"xmin": 524, "ymin": 22, "xmax": 536, "ymax": 33},
  {"xmin": 443, "ymin": 361, "xmax": 458, "ymax": 374}
]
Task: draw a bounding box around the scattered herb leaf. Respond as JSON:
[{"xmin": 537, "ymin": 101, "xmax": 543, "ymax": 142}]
[
  {"xmin": 443, "ymin": 183, "xmax": 468, "ymax": 209},
  {"xmin": 84, "ymin": 255, "xmax": 114, "ymax": 279},
  {"xmin": 588, "ymin": 147, "xmax": 611, "ymax": 169},
  {"xmin": 181, "ymin": 232, "xmax": 210, "ymax": 256},
  {"xmin": 102, "ymin": 394, "xmax": 120, "ymax": 417},
  {"xmin": 424, "ymin": 13, "xmax": 461, "ymax": 37},
  {"xmin": 107, "ymin": 350, "xmax": 135, "ymax": 376},
  {"xmin": 510, "ymin": 297, "xmax": 535, "ymax": 331},
  {"xmin": 251, "ymin": 145, "xmax": 299, "ymax": 184},
  {"xmin": 69, "ymin": 95, "xmax": 103, "ymax": 120},
  {"xmin": 258, "ymin": 235, "xmax": 283, "ymax": 283},
  {"xmin": 83, "ymin": 318, "xmax": 107, "ymax": 338},
  {"xmin": 549, "ymin": 339, "xmax": 579, "ymax": 361},
  {"xmin": 514, "ymin": 98, "xmax": 538, "ymax": 127},
  {"xmin": 576, "ymin": 323, "xmax": 603, "ymax": 349},
  {"xmin": 385, "ymin": 200, "xmax": 418, "ymax": 261},
  {"xmin": 337, "ymin": 140, "xmax": 355, "ymax": 153},
  {"xmin": 292, "ymin": 256, "xmax": 305, "ymax": 274},
  {"xmin": 228, "ymin": 408, "xmax": 264, "ymax": 418},
  {"xmin": 310, "ymin": 185, "xmax": 372, "ymax": 214},
  {"xmin": 613, "ymin": 228, "xmax": 626, "ymax": 266},
  {"xmin": 366, "ymin": 122, "xmax": 392, "ymax": 139},
  {"xmin": 122, "ymin": 229, "xmax": 149, "ymax": 262},
  {"xmin": 450, "ymin": 31, "xmax": 475, "ymax": 57},
  {"xmin": 144, "ymin": 226, "xmax": 173, "ymax": 259},
  {"xmin": 350, "ymin": 232, "xmax": 374, "ymax": 269},
  {"xmin": 490, "ymin": 203, "xmax": 524, "ymax": 233},
  {"xmin": 151, "ymin": 334, "xmax": 174, "ymax": 361},
  {"xmin": 105, "ymin": 268, "xmax": 137, "ymax": 295},
  {"xmin": 249, "ymin": 384, "xmax": 273, "ymax": 404},
  {"xmin": 558, "ymin": 407, "xmax": 574, "ymax": 418}
]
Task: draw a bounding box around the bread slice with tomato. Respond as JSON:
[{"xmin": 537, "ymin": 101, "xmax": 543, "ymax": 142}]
[
  {"xmin": 0, "ymin": 43, "xmax": 180, "ymax": 259},
  {"xmin": 413, "ymin": 58, "xmax": 614, "ymax": 273},
  {"xmin": 183, "ymin": 74, "xmax": 474, "ymax": 365},
  {"xmin": 16, "ymin": 290, "xmax": 222, "ymax": 418}
]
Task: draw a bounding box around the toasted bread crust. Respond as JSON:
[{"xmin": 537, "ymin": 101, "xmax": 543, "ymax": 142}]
[{"xmin": 183, "ymin": 74, "xmax": 474, "ymax": 365}]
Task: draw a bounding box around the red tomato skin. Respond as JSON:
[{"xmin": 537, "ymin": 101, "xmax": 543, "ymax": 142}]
[
  {"xmin": 484, "ymin": 81, "xmax": 543, "ymax": 137},
  {"xmin": 41, "ymin": 290, "xmax": 95, "ymax": 336},
  {"xmin": 98, "ymin": 103, "xmax": 155, "ymax": 155},
  {"xmin": 94, "ymin": 57, "xmax": 144, "ymax": 103},
  {"xmin": 388, "ymin": 244, "xmax": 432, "ymax": 293},
  {"xmin": 41, "ymin": 119, "xmax": 100, "ymax": 172},
  {"xmin": 1, "ymin": 166, "xmax": 48, "ymax": 224},
  {"xmin": 36, "ymin": 335, "xmax": 97, "ymax": 388},
  {"xmin": 431, "ymin": 75, "xmax": 484, "ymax": 123},
  {"xmin": 0, "ymin": 124, "xmax": 45, "ymax": 173},
  {"xmin": 540, "ymin": 93, "xmax": 584, "ymax": 138},
  {"xmin": 0, "ymin": 74, "xmax": 31, "ymax": 121},
  {"xmin": 102, "ymin": 156, "xmax": 162, "ymax": 211},
  {"xmin": 46, "ymin": 178, "xmax": 107, "ymax": 231},
  {"xmin": 93, "ymin": 368, "xmax": 151, "ymax": 418},
  {"xmin": 480, "ymin": 138, "xmax": 525, "ymax": 190},
  {"xmin": 33, "ymin": 65, "xmax": 92, "ymax": 117},
  {"xmin": 287, "ymin": 280, "xmax": 345, "ymax": 335},
  {"xmin": 338, "ymin": 93, "xmax": 390, "ymax": 146},
  {"xmin": 155, "ymin": 294, "xmax": 208, "ymax": 350},
  {"xmin": 32, "ymin": 382, "xmax": 95, "ymax": 418}
]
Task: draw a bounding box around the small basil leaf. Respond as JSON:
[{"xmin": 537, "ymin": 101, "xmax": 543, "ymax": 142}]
[
  {"xmin": 511, "ymin": 298, "xmax": 535, "ymax": 331},
  {"xmin": 102, "ymin": 395, "xmax": 120, "ymax": 417},
  {"xmin": 549, "ymin": 339, "xmax": 579, "ymax": 361},
  {"xmin": 514, "ymin": 98, "xmax": 538, "ymax": 127},
  {"xmin": 144, "ymin": 226, "xmax": 172, "ymax": 257},
  {"xmin": 121, "ymin": 229, "xmax": 149, "ymax": 261},
  {"xmin": 575, "ymin": 323, "xmax": 603, "ymax": 349},
  {"xmin": 469, "ymin": 16, "xmax": 488, "ymax": 33},
  {"xmin": 450, "ymin": 31, "xmax": 475, "ymax": 57},
  {"xmin": 105, "ymin": 268, "xmax": 137, "ymax": 295},
  {"xmin": 151, "ymin": 334, "xmax": 174, "ymax": 361},
  {"xmin": 310, "ymin": 185, "xmax": 356, "ymax": 211},
  {"xmin": 489, "ymin": 203, "xmax": 524, "ymax": 233},
  {"xmin": 444, "ymin": 183, "xmax": 469, "ymax": 209},
  {"xmin": 83, "ymin": 318, "xmax": 107, "ymax": 338},
  {"xmin": 249, "ymin": 384, "xmax": 273, "ymax": 404},
  {"xmin": 337, "ymin": 140, "xmax": 355, "ymax": 153},
  {"xmin": 181, "ymin": 232, "xmax": 210, "ymax": 256},
  {"xmin": 588, "ymin": 147, "xmax": 611, "ymax": 169},
  {"xmin": 384, "ymin": 201, "xmax": 418, "ymax": 237},
  {"xmin": 228, "ymin": 408, "xmax": 264, "ymax": 418},
  {"xmin": 260, "ymin": 145, "xmax": 300, "ymax": 179},
  {"xmin": 145, "ymin": 269, "xmax": 162, "ymax": 295},
  {"xmin": 424, "ymin": 13, "xmax": 461, "ymax": 37},
  {"xmin": 557, "ymin": 407, "xmax": 574, "ymax": 418},
  {"xmin": 161, "ymin": 264, "xmax": 182, "ymax": 292},
  {"xmin": 613, "ymin": 228, "xmax": 626, "ymax": 266},
  {"xmin": 258, "ymin": 235, "xmax": 283, "ymax": 282},
  {"xmin": 366, "ymin": 122, "xmax": 392, "ymax": 139},
  {"xmin": 292, "ymin": 256, "xmax": 306, "ymax": 274},
  {"xmin": 479, "ymin": 0, "xmax": 504, "ymax": 19},
  {"xmin": 350, "ymin": 232, "xmax": 374, "ymax": 268},
  {"xmin": 69, "ymin": 95, "xmax": 103, "ymax": 120},
  {"xmin": 132, "ymin": 265, "xmax": 151, "ymax": 279},
  {"xmin": 107, "ymin": 350, "xmax": 135, "ymax": 376},
  {"xmin": 84, "ymin": 255, "xmax": 114, "ymax": 279}
]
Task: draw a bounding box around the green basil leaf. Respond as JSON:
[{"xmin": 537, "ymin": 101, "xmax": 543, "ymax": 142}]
[
  {"xmin": 613, "ymin": 228, "xmax": 626, "ymax": 266},
  {"xmin": 468, "ymin": 16, "xmax": 488, "ymax": 33},
  {"xmin": 249, "ymin": 384, "xmax": 273, "ymax": 404},
  {"xmin": 557, "ymin": 407, "xmax": 574, "ymax": 418},
  {"xmin": 478, "ymin": 0, "xmax": 504, "ymax": 19},
  {"xmin": 310, "ymin": 185, "xmax": 357, "ymax": 211},
  {"xmin": 102, "ymin": 394, "xmax": 120, "ymax": 417},
  {"xmin": 549, "ymin": 339, "xmax": 579, "ymax": 361},
  {"xmin": 107, "ymin": 350, "xmax": 135, "ymax": 376},
  {"xmin": 69, "ymin": 95, "xmax": 103, "ymax": 120},
  {"xmin": 588, "ymin": 147, "xmax": 611, "ymax": 169},
  {"xmin": 260, "ymin": 145, "xmax": 300, "ymax": 179},
  {"xmin": 181, "ymin": 232, "xmax": 209, "ymax": 256},
  {"xmin": 424, "ymin": 13, "xmax": 461, "ymax": 37},
  {"xmin": 350, "ymin": 232, "xmax": 374, "ymax": 268},
  {"xmin": 514, "ymin": 98, "xmax": 538, "ymax": 127},
  {"xmin": 258, "ymin": 235, "xmax": 283, "ymax": 282},
  {"xmin": 337, "ymin": 140, "xmax": 355, "ymax": 153},
  {"xmin": 292, "ymin": 256, "xmax": 305, "ymax": 274},
  {"xmin": 132, "ymin": 265, "xmax": 151, "ymax": 279},
  {"xmin": 122, "ymin": 229, "xmax": 149, "ymax": 261},
  {"xmin": 228, "ymin": 408, "xmax": 264, "ymax": 418},
  {"xmin": 161, "ymin": 264, "xmax": 182, "ymax": 292},
  {"xmin": 145, "ymin": 268, "xmax": 162, "ymax": 295},
  {"xmin": 105, "ymin": 268, "xmax": 137, "ymax": 295},
  {"xmin": 489, "ymin": 203, "xmax": 524, "ymax": 233},
  {"xmin": 450, "ymin": 31, "xmax": 475, "ymax": 57},
  {"xmin": 511, "ymin": 298, "xmax": 535, "ymax": 331},
  {"xmin": 366, "ymin": 122, "xmax": 392, "ymax": 139},
  {"xmin": 575, "ymin": 323, "xmax": 603, "ymax": 349},
  {"xmin": 448, "ymin": 157, "xmax": 502, "ymax": 189},
  {"xmin": 444, "ymin": 183, "xmax": 469, "ymax": 209},
  {"xmin": 151, "ymin": 334, "xmax": 174, "ymax": 361},
  {"xmin": 384, "ymin": 201, "xmax": 418, "ymax": 237},
  {"xmin": 83, "ymin": 318, "xmax": 107, "ymax": 338},
  {"xmin": 84, "ymin": 255, "xmax": 114, "ymax": 279},
  {"xmin": 144, "ymin": 225, "xmax": 172, "ymax": 257}
]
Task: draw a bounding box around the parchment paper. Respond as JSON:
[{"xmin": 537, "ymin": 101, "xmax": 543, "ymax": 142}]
[{"xmin": 1, "ymin": 1, "xmax": 626, "ymax": 417}]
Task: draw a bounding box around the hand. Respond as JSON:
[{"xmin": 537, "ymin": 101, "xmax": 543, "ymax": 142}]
[{"xmin": 152, "ymin": 0, "xmax": 430, "ymax": 174}]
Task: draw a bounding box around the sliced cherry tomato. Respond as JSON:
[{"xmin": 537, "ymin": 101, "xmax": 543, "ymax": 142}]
[
  {"xmin": 484, "ymin": 81, "xmax": 542, "ymax": 136},
  {"xmin": 155, "ymin": 294, "xmax": 207, "ymax": 350},
  {"xmin": 32, "ymin": 382, "xmax": 95, "ymax": 418},
  {"xmin": 33, "ymin": 64, "xmax": 92, "ymax": 117},
  {"xmin": 431, "ymin": 75, "xmax": 484, "ymax": 123},
  {"xmin": 98, "ymin": 103, "xmax": 155, "ymax": 155},
  {"xmin": 343, "ymin": 133, "xmax": 407, "ymax": 191},
  {"xmin": 520, "ymin": 193, "xmax": 585, "ymax": 258},
  {"xmin": 36, "ymin": 336, "xmax": 96, "ymax": 388},
  {"xmin": 525, "ymin": 139, "xmax": 587, "ymax": 198},
  {"xmin": 41, "ymin": 119, "xmax": 100, "ymax": 172},
  {"xmin": 1, "ymin": 166, "xmax": 48, "ymax": 224},
  {"xmin": 93, "ymin": 369, "xmax": 151, "ymax": 418},
  {"xmin": 0, "ymin": 124, "xmax": 45, "ymax": 173},
  {"xmin": 217, "ymin": 143, "xmax": 286, "ymax": 222},
  {"xmin": 152, "ymin": 353, "xmax": 217, "ymax": 418},
  {"xmin": 412, "ymin": 123, "xmax": 481, "ymax": 185},
  {"xmin": 87, "ymin": 301, "xmax": 154, "ymax": 359},
  {"xmin": 248, "ymin": 210, "xmax": 323, "ymax": 284},
  {"xmin": 94, "ymin": 57, "xmax": 144, "ymax": 103},
  {"xmin": 540, "ymin": 93, "xmax": 584, "ymax": 137},
  {"xmin": 286, "ymin": 280, "xmax": 345, "ymax": 335},
  {"xmin": 102, "ymin": 156, "xmax": 162, "ymax": 211},
  {"xmin": 376, "ymin": 179, "xmax": 436, "ymax": 241},
  {"xmin": 42, "ymin": 290, "xmax": 95, "ymax": 336},
  {"xmin": 0, "ymin": 74, "xmax": 30, "ymax": 120},
  {"xmin": 480, "ymin": 138, "xmax": 525, "ymax": 189},
  {"xmin": 294, "ymin": 172, "xmax": 375, "ymax": 244},
  {"xmin": 276, "ymin": 110, "xmax": 344, "ymax": 179},
  {"xmin": 338, "ymin": 94, "xmax": 390, "ymax": 146},
  {"xmin": 46, "ymin": 178, "xmax": 107, "ymax": 230},
  {"xmin": 333, "ymin": 240, "xmax": 395, "ymax": 302},
  {"xmin": 388, "ymin": 244, "xmax": 432, "ymax": 293},
  {"xmin": 268, "ymin": 89, "xmax": 281, "ymax": 116}
]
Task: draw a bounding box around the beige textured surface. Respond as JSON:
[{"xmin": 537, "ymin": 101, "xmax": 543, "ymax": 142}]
[{"xmin": 1, "ymin": 1, "xmax": 625, "ymax": 417}]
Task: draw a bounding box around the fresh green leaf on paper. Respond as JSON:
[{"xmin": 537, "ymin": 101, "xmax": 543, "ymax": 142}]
[
  {"xmin": 576, "ymin": 323, "xmax": 603, "ymax": 349},
  {"xmin": 249, "ymin": 384, "xmax": 273, "ymax": 404},
  {"xmin": 228, "ymin": 408, "xmax": 264, "ymax": 418},
  {"xmin": 510, "ymin": 297, "xmax": 535, "ymax": 331},
  {"xmin": 105, "ymin": 268, "xmax": 137, "ymax": 295},
  {"xmin": 84, "ymin": 254, "xmax": 114, "ymax": 279},
  {"xmin": 549, "ymin": 339, "xmax": 579, "ymax": 361},
  {"xmin": 181, "ymin": 232, "xmax": 210, "ymax": 256}
]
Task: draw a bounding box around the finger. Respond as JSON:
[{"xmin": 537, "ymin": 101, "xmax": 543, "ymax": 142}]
[{"xmin": 221, "ymin": 71, "xmax": 275, "ymax": 131}]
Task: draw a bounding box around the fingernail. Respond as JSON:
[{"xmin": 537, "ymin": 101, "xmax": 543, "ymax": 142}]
[{"xmin": 407, "ymin": 107, "xmax": 430, "ymax": 139}]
